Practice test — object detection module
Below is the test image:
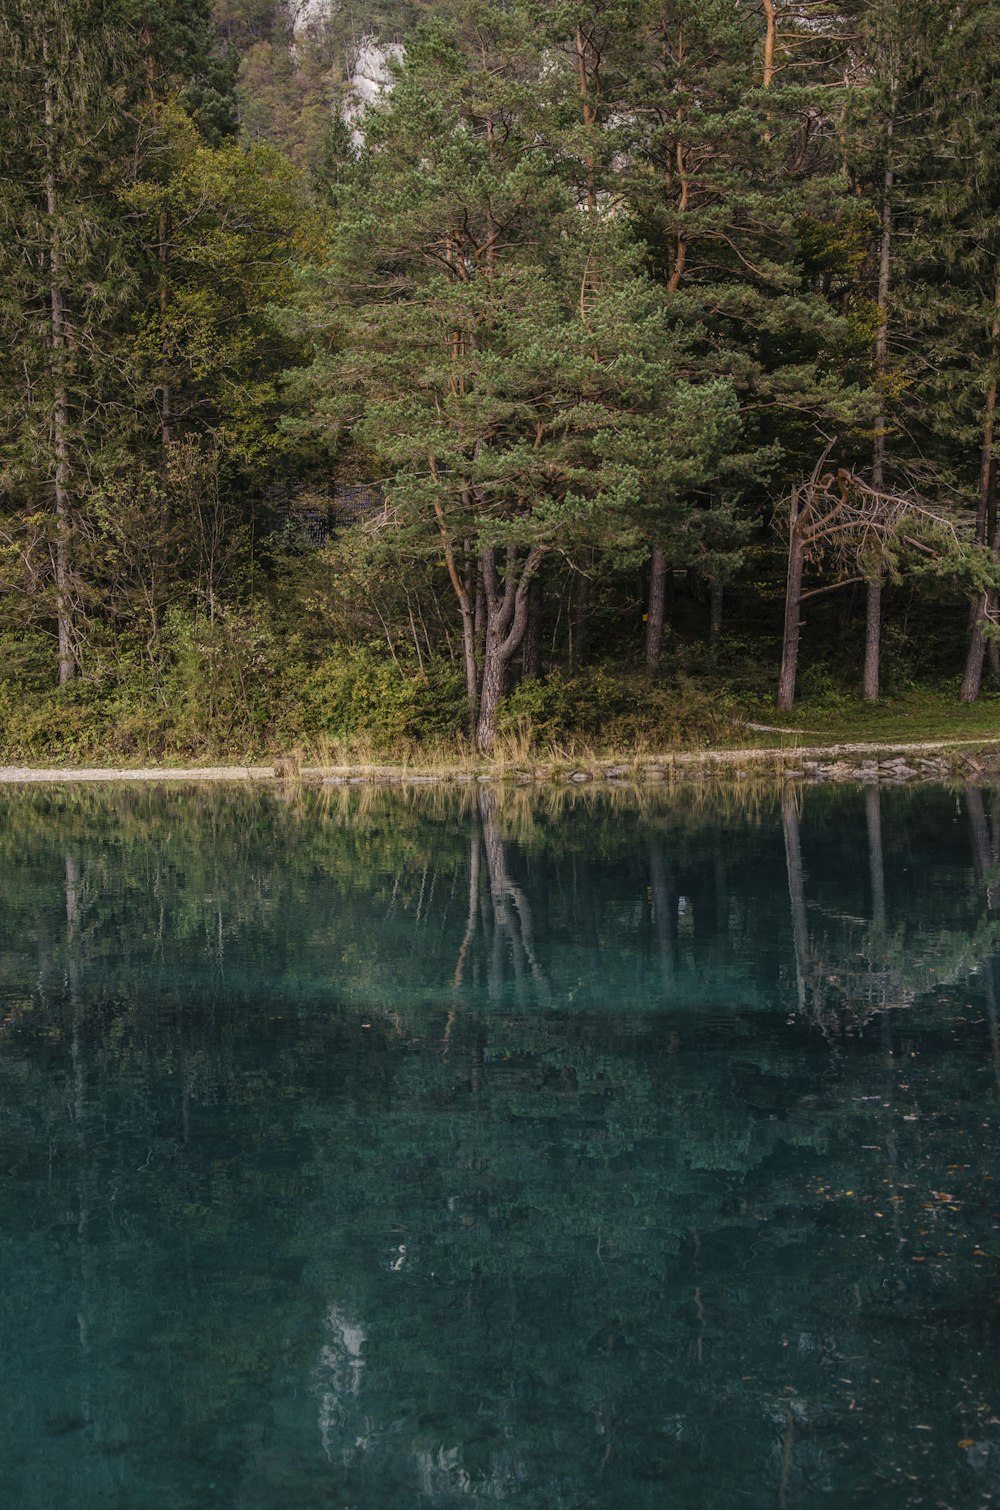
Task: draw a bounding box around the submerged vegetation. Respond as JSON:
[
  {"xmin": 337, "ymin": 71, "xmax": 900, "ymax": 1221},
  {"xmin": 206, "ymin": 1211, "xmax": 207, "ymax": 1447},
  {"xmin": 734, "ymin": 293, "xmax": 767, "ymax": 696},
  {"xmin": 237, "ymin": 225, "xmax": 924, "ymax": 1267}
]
[{"xmin": 1, "ymin": 0, "xmax": 999, "ymax": 757}]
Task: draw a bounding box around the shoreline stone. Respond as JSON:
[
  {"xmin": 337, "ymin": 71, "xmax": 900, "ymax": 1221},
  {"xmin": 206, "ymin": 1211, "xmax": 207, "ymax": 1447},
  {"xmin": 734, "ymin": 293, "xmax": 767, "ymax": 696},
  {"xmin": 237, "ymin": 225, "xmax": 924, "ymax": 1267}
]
[{"xmin": 1, "ymin": 738, "xmax": 998, "ymax": 788}]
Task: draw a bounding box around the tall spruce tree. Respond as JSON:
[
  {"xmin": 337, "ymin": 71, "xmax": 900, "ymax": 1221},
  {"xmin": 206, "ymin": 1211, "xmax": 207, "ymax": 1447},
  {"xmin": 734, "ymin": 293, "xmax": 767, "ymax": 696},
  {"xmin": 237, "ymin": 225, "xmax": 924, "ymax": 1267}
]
[
  {"xmin": 847, "ymin": 0, "xmax": 1000, "ymax": 701},
  {"xmin": 0, "ymin": 0, "xmax": 143, "ymax": 683},
  {"xmin": 120, "ymin": 0, "xmax": 238, "ymax": 141},
  {"xmin": 622, "ymin": 0, "xmax": 871, "ymax": 669}
]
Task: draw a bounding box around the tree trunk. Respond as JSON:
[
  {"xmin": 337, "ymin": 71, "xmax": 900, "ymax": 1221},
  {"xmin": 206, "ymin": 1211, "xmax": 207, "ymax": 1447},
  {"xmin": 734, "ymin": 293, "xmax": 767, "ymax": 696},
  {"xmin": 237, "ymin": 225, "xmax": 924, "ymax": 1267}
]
[
  {"xmin": 431, "ymin": 478, "xmax": 478, "ymax": 733},
  {"xmin": 962, "ymin": 590, "xmax": 993, "ymax": 703},
  {"xmin": 863, "ymin": 580, "xmax": 881, "ymax": 702},
  {"xmin": 570, "ymin": 566, "xmax": 590, "ymax": 671},
  {"xmin": 761, "ymin": 0, "xmax": 777, "ymax": 141},
  {"xmin": 53, "ymin": 354, "xmax": 74, "ymax": 686},
  {"xmin": 762, "ymin": 0, "xmax": 776, "ymax": 90},
  {"xmin": 475, "ymin": 544, "xmax": 544, "ymax": 753},
  {"xmin": 522, "ymin": 575, "xmax": 542, "ymax": 679},
  {"xmin": 44, "ymin": 46, "xmax": 74, "ymax": 686},
  {"xmin": 962, "ymin": 265, "xmax": 1000, "ymax": 702},
  {"xmin": 645, "ymin": 545, "xmax": 668, "ymax": 670},
  {"xmin": 477, "ymin": 635, "xmax": 507, "ymax": 755},
  {"xmin": 777, "ymin": 513, "xmax": 805, "ymax": 713},
  {"xmin": 574, "ymin": 25, "xmax": 598, "ymax": 213},
  {"xmin": 709, "ymin": 579, "xmax": 723, "ymax": 663},
  {"xmin": 865, "ymin": 106, "xmax": 895, "ymax": 703},
  {"xmin": 159, "ymin": 207, "xmax": 172, "ymax": 446}
]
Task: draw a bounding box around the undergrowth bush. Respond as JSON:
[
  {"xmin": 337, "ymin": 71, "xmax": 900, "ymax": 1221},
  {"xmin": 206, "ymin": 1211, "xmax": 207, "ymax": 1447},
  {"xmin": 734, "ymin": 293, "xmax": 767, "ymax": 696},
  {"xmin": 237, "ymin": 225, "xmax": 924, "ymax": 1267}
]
[
  {"xmin": 0, "ymin": 615, "xmax": 982, "ymax": 763},
  {"xmin": 0, "ymin": 620, "xmax": 470, "ymax": 760},
  {"xmin": 298, "ymin": 646, "xmax": 466, "ymax": 746},
  {"xmin": 498, "ymin": 667, "xmax": 743, "ymax": 749}
]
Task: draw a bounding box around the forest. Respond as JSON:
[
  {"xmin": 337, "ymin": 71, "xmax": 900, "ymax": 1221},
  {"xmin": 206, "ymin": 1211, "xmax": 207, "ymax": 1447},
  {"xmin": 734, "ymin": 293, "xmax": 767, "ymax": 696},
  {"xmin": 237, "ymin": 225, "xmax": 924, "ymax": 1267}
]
[{"xmin": 2, "ymin": 0, "xmax": 999, "ymax": 758}]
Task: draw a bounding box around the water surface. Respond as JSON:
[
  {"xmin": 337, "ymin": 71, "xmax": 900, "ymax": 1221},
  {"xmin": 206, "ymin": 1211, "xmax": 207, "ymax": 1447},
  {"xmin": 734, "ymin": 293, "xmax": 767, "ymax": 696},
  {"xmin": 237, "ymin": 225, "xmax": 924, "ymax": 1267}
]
[{"xmin": 1, "ymin": 781, "xmax": 998, "ymax": 1508}]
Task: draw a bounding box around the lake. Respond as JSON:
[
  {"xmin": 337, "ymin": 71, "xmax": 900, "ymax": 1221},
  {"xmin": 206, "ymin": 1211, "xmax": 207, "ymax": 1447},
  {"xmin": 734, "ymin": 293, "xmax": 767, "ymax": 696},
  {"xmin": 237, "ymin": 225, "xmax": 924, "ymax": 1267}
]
[{"xmin": 0, "ymin": 781, "xmax": 997, "ymax": 1508}]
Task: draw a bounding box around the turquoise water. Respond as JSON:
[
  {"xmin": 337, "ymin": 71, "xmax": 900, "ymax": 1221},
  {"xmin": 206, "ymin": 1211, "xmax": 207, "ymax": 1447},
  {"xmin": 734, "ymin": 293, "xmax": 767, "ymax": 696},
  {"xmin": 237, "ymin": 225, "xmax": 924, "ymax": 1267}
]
[{"xmin": 1, "ymin": 781, "xmax": 998, "ymax": 1508}]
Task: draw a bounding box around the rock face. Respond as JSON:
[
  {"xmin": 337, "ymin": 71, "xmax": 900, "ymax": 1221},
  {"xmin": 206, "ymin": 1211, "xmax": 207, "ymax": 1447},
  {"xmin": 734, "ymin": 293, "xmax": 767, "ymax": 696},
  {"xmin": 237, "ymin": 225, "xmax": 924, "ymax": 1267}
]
[{"xmin": 343, "ymin": 37, "xmax": 404, "ymax": 145}]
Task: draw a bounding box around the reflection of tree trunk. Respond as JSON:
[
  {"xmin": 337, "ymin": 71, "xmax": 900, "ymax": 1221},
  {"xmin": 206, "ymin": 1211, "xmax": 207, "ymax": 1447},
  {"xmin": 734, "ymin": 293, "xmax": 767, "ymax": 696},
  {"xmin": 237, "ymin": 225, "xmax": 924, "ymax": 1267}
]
[
  {"xmin": 988, "ymin": 961, "xmax": 1000, "ymax": 1097},
  {"xmin": 478, "ymin": 789, "xmax": 549, "ymax": 1003},
  {"xmin": 781, "ymin": 789, "xmax": 809, "ymax": 1011},
  {"xmin": 65, "ymin": 854, "xmax": 81, "ymax": 939},
  {"xmin": 866, "ymin": 786, "xmax": 890, "ymax": 1023},
  {"xmin": 713, "ymin": 844, "xmax": 728, "ymax": 935},
  {"xmin": 66, "ymin": 855, "xmax": 91, "ymax": 1427},
  {"xmin": 865, "ymin": 785, "xmax": 886, "ymax": 933},
  {"xmin": 967, "ymin": 786, "xmax": 1000, "ymax": 1091},
  {"xmin": 968, "ymin": 785, "xmax": 992, "ymax": 899},
  {"xmin": 649, "ymin": 840, "xmax": 677, "ymax": 986},
  {"xmin": 454, "ymin": 809, "xmax": 482, "ymax": 991}
]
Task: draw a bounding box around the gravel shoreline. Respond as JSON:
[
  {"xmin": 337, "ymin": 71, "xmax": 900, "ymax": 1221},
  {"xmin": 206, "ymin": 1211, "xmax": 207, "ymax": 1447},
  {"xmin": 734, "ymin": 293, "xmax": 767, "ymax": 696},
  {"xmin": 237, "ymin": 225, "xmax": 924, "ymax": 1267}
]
[{"xmin": 1, "ymin": 737, "xmax": 999, "ymax": 786}]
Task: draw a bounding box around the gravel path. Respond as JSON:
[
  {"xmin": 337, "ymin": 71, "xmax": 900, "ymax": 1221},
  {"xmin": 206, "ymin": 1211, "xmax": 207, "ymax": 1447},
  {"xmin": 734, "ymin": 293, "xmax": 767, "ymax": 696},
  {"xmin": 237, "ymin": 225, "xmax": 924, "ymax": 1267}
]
[{"xmin": 0, "ymin": 766, "xmax": 275, "ymax": 782}]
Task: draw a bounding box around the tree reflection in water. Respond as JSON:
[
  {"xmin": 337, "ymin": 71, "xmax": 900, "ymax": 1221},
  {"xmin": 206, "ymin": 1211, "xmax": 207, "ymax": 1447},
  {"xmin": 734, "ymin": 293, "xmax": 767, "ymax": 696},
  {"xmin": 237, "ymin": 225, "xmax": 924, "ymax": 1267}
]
[{"xmin": 0, "ymin": 782, "xmax": 998, "ymax": 1507}]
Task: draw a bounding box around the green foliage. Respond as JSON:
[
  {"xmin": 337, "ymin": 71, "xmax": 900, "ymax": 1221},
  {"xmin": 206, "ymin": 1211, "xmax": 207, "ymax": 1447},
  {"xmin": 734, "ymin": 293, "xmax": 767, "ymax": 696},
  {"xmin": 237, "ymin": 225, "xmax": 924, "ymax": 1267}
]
[
  {"xmin": 497, "ymin": 667, "xmax": 742, "ymax": 747},
  {"xmin": 285, "ymin": 5, "xmax": 742, "ymax": 576},
  {"xmin": 0, "ymin": 0, "xmax": 996, "ymax": 745},
  {"xmin": 299, "ymin": 647, "xmax": 466, "ymax": 745},
  {"xmin": 121, "ymin": 104, "xmax": 320, "ymax": 459}
]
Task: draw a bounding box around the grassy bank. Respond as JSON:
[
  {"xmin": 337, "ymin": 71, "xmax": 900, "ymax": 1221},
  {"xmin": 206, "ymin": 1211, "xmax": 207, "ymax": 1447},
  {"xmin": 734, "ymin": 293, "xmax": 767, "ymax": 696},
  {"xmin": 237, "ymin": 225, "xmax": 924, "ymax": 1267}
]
[
  {"xmin": 1, "ymin": 619, "xmax": 997, "ymax": 767},
  {"xmin": 1, "ymin": 699, "xmax": 998, "ymax": 784}
]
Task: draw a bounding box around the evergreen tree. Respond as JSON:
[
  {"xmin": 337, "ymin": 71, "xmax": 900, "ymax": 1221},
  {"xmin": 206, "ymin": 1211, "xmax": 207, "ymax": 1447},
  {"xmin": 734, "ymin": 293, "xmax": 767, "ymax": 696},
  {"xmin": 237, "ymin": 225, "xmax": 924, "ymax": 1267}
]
[
  {"xmin": 0, "ymin": 0, "xmax": 143, "ymax": 683},
  {"xmin": 285, "ymin": 1, "xmax": 739, "ymax": 749},
  {"xmin": 120, "ymin": 0, "xmax": 238, "ymax": 141},
  {"xmin": 622, "ymin": 0, "xmax": 871, "ymax": 664}
]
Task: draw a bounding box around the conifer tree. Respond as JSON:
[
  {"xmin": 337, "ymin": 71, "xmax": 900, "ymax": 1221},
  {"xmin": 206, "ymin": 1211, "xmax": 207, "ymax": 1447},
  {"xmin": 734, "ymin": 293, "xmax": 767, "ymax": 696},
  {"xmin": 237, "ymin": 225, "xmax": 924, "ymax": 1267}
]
[
  {"xmin": 623, "ymin": 0, "xmax": 871, "ymax": 667},
  {"xmin": 0, "ymin": 0, "xmax": 142, "ymax": 683},
  {"xmin": 285, "ymin": 1, "xmax": 739, "ymax": 749}
]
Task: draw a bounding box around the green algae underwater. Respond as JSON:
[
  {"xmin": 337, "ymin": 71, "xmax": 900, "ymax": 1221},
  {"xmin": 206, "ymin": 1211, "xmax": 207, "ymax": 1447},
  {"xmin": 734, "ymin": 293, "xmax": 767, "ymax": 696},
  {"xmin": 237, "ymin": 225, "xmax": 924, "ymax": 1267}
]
[{"xmin": 0, "ymin": 780, "xmax": 999, "ymax": 1509}]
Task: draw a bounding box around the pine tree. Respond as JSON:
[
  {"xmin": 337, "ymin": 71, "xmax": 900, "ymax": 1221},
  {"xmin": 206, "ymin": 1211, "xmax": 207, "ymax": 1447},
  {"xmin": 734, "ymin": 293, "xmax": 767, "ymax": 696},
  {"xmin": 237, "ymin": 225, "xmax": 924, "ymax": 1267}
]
[{"xmin": 285, "ymin": 1, "xmax": 739, "ymax": 749}]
